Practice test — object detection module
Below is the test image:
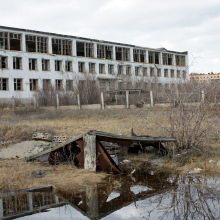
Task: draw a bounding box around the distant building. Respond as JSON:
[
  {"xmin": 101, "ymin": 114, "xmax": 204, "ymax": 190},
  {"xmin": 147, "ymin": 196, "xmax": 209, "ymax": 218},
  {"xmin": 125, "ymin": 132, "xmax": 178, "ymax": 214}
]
[
  {"xmin": 189, "ymin": 73, "xmax": 220, "ymax": 84},
  {"xmin": 0, "ymin": 26, "xmax": 189, "ymax": 102}
]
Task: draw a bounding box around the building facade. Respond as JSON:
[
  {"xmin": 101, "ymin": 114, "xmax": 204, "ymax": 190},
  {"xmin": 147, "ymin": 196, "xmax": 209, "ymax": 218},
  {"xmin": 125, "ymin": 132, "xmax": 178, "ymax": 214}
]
[
  {"xmin": 0, "ymin": 26, "xmax": 189, "ymax": 100},
  {"xmin": 190, "ymin": 73, "xmax": 220, "ymax": 84}
]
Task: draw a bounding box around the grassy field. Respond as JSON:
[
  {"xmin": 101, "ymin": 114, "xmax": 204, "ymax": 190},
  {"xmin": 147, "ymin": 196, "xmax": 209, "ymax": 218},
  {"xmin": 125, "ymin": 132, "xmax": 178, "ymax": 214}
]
[{"xmin": 1, "ymin": 107, "xmax": 220, "ymax": 191}]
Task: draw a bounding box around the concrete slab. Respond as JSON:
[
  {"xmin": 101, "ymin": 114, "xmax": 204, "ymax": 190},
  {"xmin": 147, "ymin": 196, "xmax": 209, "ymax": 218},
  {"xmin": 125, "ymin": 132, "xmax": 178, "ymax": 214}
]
[{"xmin": 0, "ymin": 140, "xmax": 58, "ymax": 159}]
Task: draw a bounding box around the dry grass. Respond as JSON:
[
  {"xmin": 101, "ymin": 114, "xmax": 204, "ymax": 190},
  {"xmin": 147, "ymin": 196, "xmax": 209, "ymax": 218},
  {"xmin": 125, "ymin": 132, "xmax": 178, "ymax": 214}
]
[{"xmin": 0, "ymin": 159, "xmax": 107, "ymax": 191}]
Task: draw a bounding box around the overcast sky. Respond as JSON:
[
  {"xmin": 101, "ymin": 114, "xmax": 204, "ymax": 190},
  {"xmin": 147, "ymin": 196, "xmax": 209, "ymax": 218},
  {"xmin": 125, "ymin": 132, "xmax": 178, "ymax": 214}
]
[{"xmin": 1, "ymin": 0, "xmax": 220, "ymax": 73}]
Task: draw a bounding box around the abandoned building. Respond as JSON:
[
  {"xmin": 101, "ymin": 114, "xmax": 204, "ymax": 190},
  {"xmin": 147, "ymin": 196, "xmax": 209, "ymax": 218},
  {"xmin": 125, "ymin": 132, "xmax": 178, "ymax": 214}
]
[{"xmin": 0, "ymin": 26, "xmax": 188, "ymax": 102}]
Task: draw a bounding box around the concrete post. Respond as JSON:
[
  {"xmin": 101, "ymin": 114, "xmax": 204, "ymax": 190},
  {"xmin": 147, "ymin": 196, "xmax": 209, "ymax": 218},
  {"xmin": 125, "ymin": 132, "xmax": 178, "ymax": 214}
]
[
  {"xmin": 0, "ymin": 199, "xmax": 3, "ymax": 219},
  {"xmin": 83, "ymin": 134, "xmax": 96, "ymax": 172},
  {"xmin": 86, "ymin": 185, "xmax": 99, "ymax": 219},
  {"xmin": 202, "ymin": 89, "xmax": 205, "ymax": 103},
  {"xmin": 77, "ymin": 94, "xmax": 81, "ymax": 110},
  {"xmin": 101, "ymin": 92, "xmax": 105, "ymax": 110},
  {"xmin": 126, "ymin": 90, "xmax": 130, "ymax": 109},
  {"xmin": 55, "ymin": 195, "xmax": 59, "ymax": 204},
  {"xmin": 56, "ymin": 94, "xmax": 59, "ymax": 109},
  {"xmin": 12, "ymin": 96, "xmax": 15, "ymax": 110},
  {"xmin": 27, "ymin": 192, "xmax": 33, "ymax": 211},
  {"xmin": 33, "ymin": 95, "xmax": 37, "ymax": 109},
  {"xmin": 150, "ymin": 90, "xmax": 154, "ymax": 107}
]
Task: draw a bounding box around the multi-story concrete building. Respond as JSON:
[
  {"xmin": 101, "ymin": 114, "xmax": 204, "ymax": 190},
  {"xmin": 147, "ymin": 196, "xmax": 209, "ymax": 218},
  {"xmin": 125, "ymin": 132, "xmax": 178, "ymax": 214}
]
[
  {"xmin": 0, "ymin": 26, "xmax": 188, "ymax": 101},
  {"xmin": 190, "ymin": 73, "xmax": 220, "ymax": 84}
]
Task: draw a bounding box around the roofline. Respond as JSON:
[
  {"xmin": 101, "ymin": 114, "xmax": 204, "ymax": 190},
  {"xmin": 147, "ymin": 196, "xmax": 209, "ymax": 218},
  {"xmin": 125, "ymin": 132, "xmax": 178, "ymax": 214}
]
[{"xmin": 0, "ymin": 25, "xmax": 188, "ymax": 55}]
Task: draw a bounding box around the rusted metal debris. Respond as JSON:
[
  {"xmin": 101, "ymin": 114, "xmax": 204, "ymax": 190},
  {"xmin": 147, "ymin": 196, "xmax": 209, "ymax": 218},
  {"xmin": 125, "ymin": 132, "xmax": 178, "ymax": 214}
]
[{"xmin": 26, "ymin": 130, "xmax": 176, "ymax": 174}]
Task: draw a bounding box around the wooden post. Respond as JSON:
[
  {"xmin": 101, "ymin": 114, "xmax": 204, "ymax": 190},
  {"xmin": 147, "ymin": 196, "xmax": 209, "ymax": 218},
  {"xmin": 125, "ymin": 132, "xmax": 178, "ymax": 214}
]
[
  {"xmin": 150, "ymin": 90, "xmax": 154, "ymax": 107},
  {"xmin": 86, "ymin": 185, "xmax": 99, "ymax": 219},
  {"xmin": 33, "ymin": 95, "xmax": 37, "ymax": 109},
  {"xmin": 83, "ymin": 134, "xmax": 96, "ymax": 172},
  {"xmin": 56, "ymin": 94, "xmax": 59, "ymax": 109},
  {"xmin": 202, "ymin": 89, "xmax": 205, "ymax": 103},
  {"xmin": 77, "ymin": 94, "xmax": 81, "ymax": 110},
  {"xmin": 12, "ymin": 96, "xmax": 15, "ymax": 110},
  {"xmin": 101, "ymin": 92, "xmax": 105, "ymax": 110},
  {"xmin": 0, "ymin": 199, "xmax": 3, "ymax": 219},
  {"xmin": 126, "ymin": 90, "xmax": 130, "ymax": 109}
]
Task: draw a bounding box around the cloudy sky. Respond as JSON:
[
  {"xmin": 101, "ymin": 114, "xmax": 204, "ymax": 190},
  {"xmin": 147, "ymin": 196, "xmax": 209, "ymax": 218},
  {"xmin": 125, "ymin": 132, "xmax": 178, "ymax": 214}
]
[{"xmin": 1, "ymin": 0, "xmax": 220, "ymax": 73}]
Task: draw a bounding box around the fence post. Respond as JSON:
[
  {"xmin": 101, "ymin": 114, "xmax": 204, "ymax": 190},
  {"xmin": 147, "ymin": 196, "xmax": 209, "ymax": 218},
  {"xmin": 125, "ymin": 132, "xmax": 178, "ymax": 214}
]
[
  {"xmin": 56, "ymin": 94, "xmax": 59, "ymax": 109},
  {"xmin": 101, "ymin": 92, "xmax": 105, "ymax": 110},
  {"xmin": 202, "ymin": 89, "xmax": 205, "ymax": 103},
  {"xmin": 77, "ymin": 94, "xmax": 81, "ymax": 110},
  {"xmin": 150, "ymin": 90, "xmax": 154, "ymax": 107},
  {"xmin": 12, "ymin": 96, "xmax": 15, "ymax": 110},
  {"xmin": 33, "ymin": 95, "xmax": 37, "ymax": 109},
  {"xmin": 126, "ymin": 90, "xmax": 130, "ymax": 109}
]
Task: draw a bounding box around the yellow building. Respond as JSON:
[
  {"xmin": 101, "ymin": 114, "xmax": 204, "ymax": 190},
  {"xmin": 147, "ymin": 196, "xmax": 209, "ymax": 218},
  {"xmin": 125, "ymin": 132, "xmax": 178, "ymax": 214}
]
[{"xmin": 189, "ymin": 73, "xmax": 220, "ymax": 84}]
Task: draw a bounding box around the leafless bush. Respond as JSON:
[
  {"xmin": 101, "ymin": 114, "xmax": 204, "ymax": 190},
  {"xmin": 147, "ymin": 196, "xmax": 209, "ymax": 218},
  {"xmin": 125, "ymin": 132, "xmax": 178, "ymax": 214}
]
[{"xmin": 144, "ymin": 82, "xmax": 220, "ymax": 157}]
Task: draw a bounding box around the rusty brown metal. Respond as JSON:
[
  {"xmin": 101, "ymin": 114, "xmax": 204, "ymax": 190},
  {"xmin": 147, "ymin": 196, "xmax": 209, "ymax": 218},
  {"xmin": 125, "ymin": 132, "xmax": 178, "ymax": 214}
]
[
  {"xmin": 96, "ymin": 140, "xmax": 122, "ymax": 174},
  {"xmin": 76, "ymin": 139, "xmax": 84, "ymax": 168}
]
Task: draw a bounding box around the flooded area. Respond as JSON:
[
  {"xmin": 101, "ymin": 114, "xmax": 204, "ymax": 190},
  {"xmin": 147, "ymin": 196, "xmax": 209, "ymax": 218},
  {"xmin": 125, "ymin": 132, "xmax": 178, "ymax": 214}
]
[{"xmin": 1, "ymin": 173, "xmax": 220, "ymax": 220}]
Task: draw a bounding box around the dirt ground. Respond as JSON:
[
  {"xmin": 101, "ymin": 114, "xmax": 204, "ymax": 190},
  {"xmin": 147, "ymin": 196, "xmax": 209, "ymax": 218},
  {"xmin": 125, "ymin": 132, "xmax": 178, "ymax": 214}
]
[{"xmin": 1, "ymin": 107, "xmax": 220, "ymax": 191}]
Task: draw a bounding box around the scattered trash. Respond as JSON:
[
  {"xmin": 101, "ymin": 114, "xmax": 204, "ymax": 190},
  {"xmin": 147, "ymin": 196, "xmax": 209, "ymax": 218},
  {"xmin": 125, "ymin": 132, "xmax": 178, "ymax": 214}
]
[
  {"xmin": 194, "ymin": 168, "xmax": 202, "ymax": 171},
  {"xmin": 123, "ymin": 160, "xmax": 131, "ymax": 163}
]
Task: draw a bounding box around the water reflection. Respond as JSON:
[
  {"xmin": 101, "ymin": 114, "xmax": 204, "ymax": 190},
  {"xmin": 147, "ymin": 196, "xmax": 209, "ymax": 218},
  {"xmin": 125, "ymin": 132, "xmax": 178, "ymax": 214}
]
[{"xmin": 0, "ymin": 173, "xmax": 220, "ymax": 220}]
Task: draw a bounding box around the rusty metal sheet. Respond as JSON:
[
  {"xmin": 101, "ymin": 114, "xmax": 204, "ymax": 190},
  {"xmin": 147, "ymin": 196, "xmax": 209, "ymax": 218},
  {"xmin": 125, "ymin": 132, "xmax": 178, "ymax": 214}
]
[{"xmin": 96, "ymin": 140, "xmax": 122, "ymax": 174}]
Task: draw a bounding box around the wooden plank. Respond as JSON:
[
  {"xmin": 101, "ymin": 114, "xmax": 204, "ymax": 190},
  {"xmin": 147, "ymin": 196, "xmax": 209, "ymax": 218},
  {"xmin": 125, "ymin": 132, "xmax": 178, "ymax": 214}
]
[{"xmin": 89, "ymin": 130, "xmax": 176, "ymax": 143}]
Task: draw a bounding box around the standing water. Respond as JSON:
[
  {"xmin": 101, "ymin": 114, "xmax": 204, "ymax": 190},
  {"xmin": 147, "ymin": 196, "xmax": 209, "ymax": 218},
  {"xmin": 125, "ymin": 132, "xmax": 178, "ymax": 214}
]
[{"xmin": 1, "ymin": 173, "xmax": 220, "ymax": 220}]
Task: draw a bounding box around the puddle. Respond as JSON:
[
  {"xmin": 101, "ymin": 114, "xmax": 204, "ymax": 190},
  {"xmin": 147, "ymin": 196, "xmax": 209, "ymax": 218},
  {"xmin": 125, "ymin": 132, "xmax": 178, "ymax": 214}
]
[{"xmin": 1, "ymin": 173, "xmax": 220, "ymax": 219}]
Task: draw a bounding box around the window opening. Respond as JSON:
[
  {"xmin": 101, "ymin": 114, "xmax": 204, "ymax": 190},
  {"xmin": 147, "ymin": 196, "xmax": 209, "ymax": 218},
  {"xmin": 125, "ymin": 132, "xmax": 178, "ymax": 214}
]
[
  {"xmin": 14, "ymin": 78, "xmax": 22, "ymax": 90},
  {"xmin": 29, "ymin": 58, "xmax": 37, "ymax": 70},
  {"xmin": 29, "ymin": 79, "xmax": 38, "ymax": 91},
  {"xmin": 13, "ymin": 57, "xmax": 22, "ymax": 69},
  {"xmin": 0, "ymin": 78, "xmax": 8, "ymax": 90}
]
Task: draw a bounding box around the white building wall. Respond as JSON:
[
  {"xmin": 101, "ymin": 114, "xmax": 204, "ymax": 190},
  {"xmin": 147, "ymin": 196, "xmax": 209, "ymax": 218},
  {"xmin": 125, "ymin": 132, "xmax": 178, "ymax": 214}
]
[{"xmin": 0, "ymin": 26, "xmax": 189, "ymax": 100}]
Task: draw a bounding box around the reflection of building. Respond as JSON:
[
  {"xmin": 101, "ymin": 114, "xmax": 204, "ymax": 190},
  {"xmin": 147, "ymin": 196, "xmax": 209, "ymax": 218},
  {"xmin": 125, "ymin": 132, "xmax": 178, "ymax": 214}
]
[
  {"xmin": 0, "ymin": 173, "xmax": 176, "ymax": 219},
  {"xmin": 0, "ymin": 26, "xmax": 188, "ymax": 102},
  {"xmin": 190, "ymin": 73, "xmax": 220, "ymax": 84}
]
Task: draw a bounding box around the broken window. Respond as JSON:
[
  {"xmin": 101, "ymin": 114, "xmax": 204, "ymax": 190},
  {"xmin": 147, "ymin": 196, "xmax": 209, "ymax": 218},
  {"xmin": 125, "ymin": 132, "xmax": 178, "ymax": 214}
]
[
  {"xmin": 150, "ymin": 67, "xmax": 154, "ymax": 77},
  {"xmin": 148, "ymin": 51, "xmax": 160, "ymax": 64},
  {"xmin": 135, "ymin": 67, "xmax": 140, "ymax": 76},
  {"xmin": 76, "ymin": 42, "xmax": 94, "ymax": 57},
  {"xmin": 126, "ymin": 65, "xmax": 131, "ymax": 76},
  {"xmin": 56, "ymin": 79, "xmax": 63, "ymax": 90},
  {"xmin": 52, "ymin": 38, "xmax": 72, "ymax": 55},
  {"xmin": 115, "ymin": 47, "xmax": 130, "ymax": 61},
  {"xmin": 0, "ymin": 78, "xmax": 8, "ymax": 90},
  {"xmin": 183, "ymin": 71, "xmax": 186, "ymax": 79},
  {"xmin": 78, "ymin": 62, "xmax": 85, "ymax": 73},
  {"xmin": 29, "ymin": 58, "xmax": 37, "ymax": 70},
  {"xmin": 65, "ymin": 61, "xmax": 72, "ymax": 72},
  {"xmin": 26, "ymin": 35, "xmax": 48, "ymax": 53},
  {"xmin": 97, "ymin": 44, "xmax": 113, "ymax": 59},
  {"xmin": 171, "ymin": 69, "xmax": 174, "ymax": 78},
  {"xmin": 164, "ymin": 69, "xmax": 169, "ymax": 77},
  {"xmin": 99, "ymin": 64, "xmax": 105, "ymax": 74},
  {"xmin": 175, "ymin": 55, "xmax": 185, "ymax": 66},
  {"xmin": 118, "ymin": 65, "xmax": 123, "ymax": 75},
  {"xmin": 29, "ymin": 79, "xmax": 38, "ymax": 91},
  {"xmin": 14, "ymin": 78, "xmax": 22, "ymax": 90},
  {"xmin": 157, "ymin": 69, "xmax": 161, "ymax": 77},
  {"xmin": 66, "ymin": 80, "xmax": 73, "ymax": 91},
  {"xmin": 55, "ymin": 60, "xmax": 62, "ymax": 71},
  {"xmin": 162, "ymin": 53, "xmax": 173, "ymax": 65},
  {"xmin": 43, "ymin": 79, "xmax": 51, "ymax": 91},
  {"xmin": 108, "ymin": 64, "xmax": 114, "ymax": 74},
  {"xmin": 143, "ymin": 67, "xmax": 148, "ymax": 76},
  {"xmin": 133, "ymin": 49, "xmax": 145, "ymax": 62},
  {"xmin": 89, "ymin": 63, "xmax": 95, "ymax": 73},
  {"xmin": 177, "ymin": 70, "xmax": 181, "ymax": 78},
  {"xmin": 42, "ymin": 59, "xmax": 50, "ymax": 71},
  {"xmin": 0, "ymin": 56, "xmax": 8, "ymax": 69},
  {"xmin": 0, "ymin": 32, "xmax": 21, "ymax": 51},
  {"xmin": 13, "ymin": 57, "xmax": 22, "ymax": 70}
]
